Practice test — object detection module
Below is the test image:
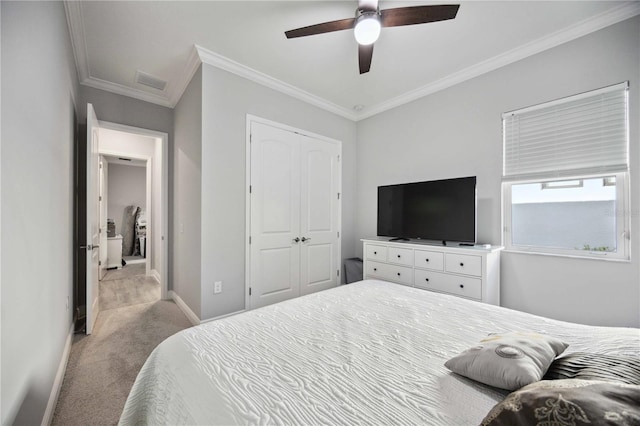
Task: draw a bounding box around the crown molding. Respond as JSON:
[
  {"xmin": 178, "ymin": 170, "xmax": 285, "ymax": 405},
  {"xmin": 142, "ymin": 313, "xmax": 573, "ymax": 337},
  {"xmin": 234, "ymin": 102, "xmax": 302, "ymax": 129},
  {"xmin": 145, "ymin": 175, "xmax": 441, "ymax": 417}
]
[
  {"xmin": 65, "ymin": 0, "xmax": 174, "ymax": 108},
  {"xmin": 64, "ymin": 1, "xmax": 639, "ymax": 119},
  {"xmin": 81, "ymin": 76, "xmax": 174, "ymax": 108},
  {"xmin": 194, "ymin": 45, "xmax": 358, "ymax": 121},
  {"xmin": 168, "ymin": 46, "xmax": 202, "ymax": 107},
  {"xmin": 64, "ymin": 1, "xmax": 89, "ymax": 83},
  {"xmin": 357, "ymin": 2, "xmax": 640, "ymax": 120}
]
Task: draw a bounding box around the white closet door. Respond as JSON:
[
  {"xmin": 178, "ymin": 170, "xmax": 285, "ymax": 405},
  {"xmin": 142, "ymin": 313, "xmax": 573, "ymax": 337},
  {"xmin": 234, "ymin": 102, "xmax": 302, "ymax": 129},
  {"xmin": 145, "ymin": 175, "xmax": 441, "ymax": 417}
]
[
  {"xmin": 299, "ymin": 137, "xmax": 340, "ymax": 296},
  {"xmin": 250, "ymin": 122, "xmax": 301, "ymax": 309}
]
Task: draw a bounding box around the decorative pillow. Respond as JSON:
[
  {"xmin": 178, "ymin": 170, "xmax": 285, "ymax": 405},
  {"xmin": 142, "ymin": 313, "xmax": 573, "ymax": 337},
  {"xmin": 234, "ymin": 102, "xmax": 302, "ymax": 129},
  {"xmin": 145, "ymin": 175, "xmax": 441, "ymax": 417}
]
[
  {"xmin": 444, "ymin": 332, "xmax": 568, "ymax": 390},
  {"xmin": 544, "ymin": 352, "xmax": 640, "ymax": 385},
  {"xmin": 481, "ymin": 379, "xmax": 640, "ymax": 426}
]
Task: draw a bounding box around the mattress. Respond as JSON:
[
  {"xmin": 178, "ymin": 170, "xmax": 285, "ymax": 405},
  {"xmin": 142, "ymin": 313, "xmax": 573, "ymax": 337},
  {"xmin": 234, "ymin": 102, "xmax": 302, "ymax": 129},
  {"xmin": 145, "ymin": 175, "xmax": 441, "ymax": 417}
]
[{"xmin": 119, "ymin": 280, "xmax": 640, "ymax": 425}]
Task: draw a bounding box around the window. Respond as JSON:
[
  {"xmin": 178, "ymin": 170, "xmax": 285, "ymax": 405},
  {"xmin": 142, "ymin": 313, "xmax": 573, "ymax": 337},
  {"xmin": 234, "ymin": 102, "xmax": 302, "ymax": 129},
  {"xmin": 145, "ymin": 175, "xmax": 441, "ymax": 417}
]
[{"xmin": 502, "ymin": 82, "xmax": 629, "ymax": 259}]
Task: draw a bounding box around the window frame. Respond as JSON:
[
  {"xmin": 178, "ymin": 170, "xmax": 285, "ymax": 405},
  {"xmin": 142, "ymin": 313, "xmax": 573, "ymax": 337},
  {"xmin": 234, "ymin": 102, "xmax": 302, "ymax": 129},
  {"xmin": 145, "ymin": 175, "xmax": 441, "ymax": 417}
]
[{"xmin": 502, "ymin": 171, "xmax": 630, "ymax": 260}]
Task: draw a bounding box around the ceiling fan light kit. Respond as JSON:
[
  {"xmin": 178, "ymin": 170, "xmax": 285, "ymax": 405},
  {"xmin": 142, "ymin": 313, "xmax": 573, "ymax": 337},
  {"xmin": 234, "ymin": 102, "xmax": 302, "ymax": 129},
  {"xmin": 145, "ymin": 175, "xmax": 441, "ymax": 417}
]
[
  {"xmin": 285, "ymin": 1, "xmax": 460, "ymax": 74},
  {"xmin": 354, "ymin": 12, "xmax": 381, "ymax": 45}
]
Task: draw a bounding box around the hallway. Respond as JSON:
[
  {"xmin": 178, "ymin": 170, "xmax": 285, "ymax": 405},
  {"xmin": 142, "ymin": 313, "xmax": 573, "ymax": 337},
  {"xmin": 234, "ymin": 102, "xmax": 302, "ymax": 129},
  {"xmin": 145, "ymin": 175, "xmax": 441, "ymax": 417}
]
[{"xmin": 52, "ymin": 268, "xmax": 192, "ymax": 425}]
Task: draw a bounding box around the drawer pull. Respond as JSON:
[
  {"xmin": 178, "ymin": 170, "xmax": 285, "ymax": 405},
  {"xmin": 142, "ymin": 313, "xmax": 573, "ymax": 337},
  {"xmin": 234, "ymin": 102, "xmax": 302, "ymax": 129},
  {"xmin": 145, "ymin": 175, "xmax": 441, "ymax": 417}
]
[
  {"xmin": 397, "ymin": 272, "xmax": 401, "ymax": 276},
  {"xmin": 459, "ymin": 284, "xmax": 464, "ymax": 288},
  {"xmin": 374, "ymin": 251, "xmax": 377, "ymax": 255},
  {"xmin": 397, "ymin": 255, "xmax": 401, "ymax": 258},
  {"xmin": 425, "ymin": 278, "xmax": 429, "ymax": 282},
  {"xmin": 425, "ymin": 258, "xmax": 429, "ymax": 262},
  {"xmin": 373, "ymin": 268, "xmax": 377, "ymax": 271},
  {"xmin": 460, "ymin": 262, "xmax": 464, "ymax": 267}
]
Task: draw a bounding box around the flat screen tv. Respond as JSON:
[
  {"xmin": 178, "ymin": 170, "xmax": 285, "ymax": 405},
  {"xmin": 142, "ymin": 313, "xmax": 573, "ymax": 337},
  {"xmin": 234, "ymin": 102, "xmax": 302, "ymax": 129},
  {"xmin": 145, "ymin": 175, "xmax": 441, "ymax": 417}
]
[{"xmin": 377, "ymin": 176, "xmax": 477, "ymax": 244}]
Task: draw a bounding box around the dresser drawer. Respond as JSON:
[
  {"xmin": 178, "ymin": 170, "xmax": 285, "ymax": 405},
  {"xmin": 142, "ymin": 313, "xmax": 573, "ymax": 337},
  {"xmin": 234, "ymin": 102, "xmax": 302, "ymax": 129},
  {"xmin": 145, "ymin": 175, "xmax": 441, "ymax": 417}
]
[
  {"xmin": 365, "ymin": 260, "xmax": 387, "ymax": 279},
  {"xmin": 383, "ymin": 264, "xmax": 414, "ymax": 286},
  {"xmin": 365, "ymin": 261, "xmax": 413, "ymax": 286},
  {"xmin": 366, "ymin": 244, "xmax": 388, "ymax": 262},
  {"xmin": 414, "ymin": 250, "xmax": 444, "ymax": 271},
  {"xmin": 415, "ymin": 269, "xmax": 482, "ymax": 300},
  {"xmin": 387, "ymin": 247, "xmax": 413, "ymax": 266},
  {"xmin": 445, "ymin": 253, "xmax": 482, "ymax": 277}
]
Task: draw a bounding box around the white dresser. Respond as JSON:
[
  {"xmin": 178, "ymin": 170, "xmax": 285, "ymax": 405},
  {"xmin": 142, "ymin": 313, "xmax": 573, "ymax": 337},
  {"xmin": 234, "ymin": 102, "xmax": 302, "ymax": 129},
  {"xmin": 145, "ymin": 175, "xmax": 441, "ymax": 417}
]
[{"xmin": 362, "ymin": 238, "xmax": 503, "ymax": 305}]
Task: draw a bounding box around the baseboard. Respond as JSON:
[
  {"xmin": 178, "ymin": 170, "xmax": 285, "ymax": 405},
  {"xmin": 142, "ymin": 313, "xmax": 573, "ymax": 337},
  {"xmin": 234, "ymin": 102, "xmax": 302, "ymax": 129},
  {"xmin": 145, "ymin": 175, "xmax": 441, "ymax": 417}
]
[
  {"xmin": 200, "ymin": 309, "xmax": 246, "ymax": 324},
  {"xmin": 169, "ymin": 290, "xmax": 200, "ymax": 326},
  {"xmin": 42, "ymin": 323, "xmax": 74, "ymax": 426},
  {"xmin": 150, "ymin": 269, "xmax": 161, "ymax": 284}
]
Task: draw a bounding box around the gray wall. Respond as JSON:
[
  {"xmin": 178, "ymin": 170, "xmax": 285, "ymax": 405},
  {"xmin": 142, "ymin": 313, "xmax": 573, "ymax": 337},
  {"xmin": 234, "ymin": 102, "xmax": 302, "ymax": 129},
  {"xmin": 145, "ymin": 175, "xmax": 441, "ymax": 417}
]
[
  {"xmin": 355, "ymin": 16, "xmax": 640, "ymax": 327},
  {"xmin": 79, "ymin": 86, "xmax": 173, "ymax": 139},
  {"xmin": 173, "ymin": 66, "xmax": 203, "ymax": 317},
  {"xmin": 107, "ymin": 163, "xmax": 146, "ymax": 236},
  {"xmin": 199, "ymin": 64, "xmax": 358, "ymax": 320},
  {"xmin": 1, "ymin": 1, "xmax": 79, "ymax": 424}
]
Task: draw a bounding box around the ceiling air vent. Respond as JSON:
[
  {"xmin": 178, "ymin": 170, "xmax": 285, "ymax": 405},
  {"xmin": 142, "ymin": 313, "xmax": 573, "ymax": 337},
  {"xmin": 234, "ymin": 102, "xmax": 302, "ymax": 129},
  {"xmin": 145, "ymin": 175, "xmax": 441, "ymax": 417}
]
[{"xmin": 135, "ymin": 70, "xmax": 167, "ymax": 91}]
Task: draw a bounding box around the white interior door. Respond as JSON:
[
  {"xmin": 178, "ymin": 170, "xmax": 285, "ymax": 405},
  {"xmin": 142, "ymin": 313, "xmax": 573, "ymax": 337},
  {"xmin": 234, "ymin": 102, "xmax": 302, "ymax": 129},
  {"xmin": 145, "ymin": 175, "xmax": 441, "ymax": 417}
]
[
  {"xmin": 86, "ymin": 104, "xmax": 100, "ymax": 334},
  {"xmin": 249, "ymin": 120, "xmax": 342, "ymax": 309},
  {"xmin": 250, "ymin": 122, "xmax": 301, "ymax": 309},
  {"xmin": 98, "ymin": 156, "xmax": 108, "ymax": 280},
  {"xmin": 299, "ymin": 137, "xmax": 341, "ymax": 296}
]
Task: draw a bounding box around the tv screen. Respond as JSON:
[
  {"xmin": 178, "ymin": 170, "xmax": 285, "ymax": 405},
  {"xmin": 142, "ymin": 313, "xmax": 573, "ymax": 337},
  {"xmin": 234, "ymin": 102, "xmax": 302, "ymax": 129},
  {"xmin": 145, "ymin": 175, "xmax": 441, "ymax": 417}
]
[{"xmin": 377, "ymin": 176, "xmax": 477, "ymax": 243}]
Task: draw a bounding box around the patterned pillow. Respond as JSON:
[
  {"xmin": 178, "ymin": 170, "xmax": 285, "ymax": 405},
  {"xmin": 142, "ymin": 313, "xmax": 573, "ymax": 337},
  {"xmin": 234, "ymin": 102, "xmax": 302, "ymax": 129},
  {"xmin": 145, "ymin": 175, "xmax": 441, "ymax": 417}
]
[
  {"xmin": 444, "ymin": 332, "xmax": 568, "ymax": 390},
  {"xmin": 481, "ymin": 379, "xmax": 640, "ymax": 426},
  {"xmin": 544, "ymin": 352, "xmax": 640, "ymax": 385}
]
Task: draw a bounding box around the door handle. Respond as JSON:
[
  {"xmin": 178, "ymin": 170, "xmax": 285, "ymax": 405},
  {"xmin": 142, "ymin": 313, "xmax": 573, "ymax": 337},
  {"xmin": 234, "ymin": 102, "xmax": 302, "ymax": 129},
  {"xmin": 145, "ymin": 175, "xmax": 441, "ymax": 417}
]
[
  {"xmin": 80, "ymin": 244, "xmax": 99, "ymax": 250},
  {"xmin": 293, "ymin": 237, "xmax": 300, "ymax": 243},
  {"xmin": 301, "ymin": 237, "xmax": 311, "ymax": 242}
]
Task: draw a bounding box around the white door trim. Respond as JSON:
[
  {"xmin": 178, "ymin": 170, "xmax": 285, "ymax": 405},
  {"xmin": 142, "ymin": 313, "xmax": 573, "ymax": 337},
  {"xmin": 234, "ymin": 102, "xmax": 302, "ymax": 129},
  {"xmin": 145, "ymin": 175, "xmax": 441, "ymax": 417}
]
[
  {"xmin": 244, "ymin": 115, "xmax": 342, "ymax": 311},
  {"xmin": 97, "ymin": 120, "xmax": 170, "ymax": 300}
]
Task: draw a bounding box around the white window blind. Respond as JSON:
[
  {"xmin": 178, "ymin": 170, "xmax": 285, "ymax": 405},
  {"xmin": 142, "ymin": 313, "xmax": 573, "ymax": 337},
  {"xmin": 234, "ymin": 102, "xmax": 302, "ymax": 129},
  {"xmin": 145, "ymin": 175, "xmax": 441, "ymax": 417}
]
[{"xmin": 503, "ymin": 82, "xmax": 629, "ymax": 181}]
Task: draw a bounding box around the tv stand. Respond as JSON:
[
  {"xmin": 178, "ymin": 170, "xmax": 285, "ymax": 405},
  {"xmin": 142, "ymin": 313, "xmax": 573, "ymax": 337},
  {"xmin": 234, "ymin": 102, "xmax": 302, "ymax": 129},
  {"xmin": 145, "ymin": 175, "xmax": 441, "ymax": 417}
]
[
  {"xmin": 389, "ymin": 237, "xmax": 410, "ymax": 242},
  {"xmin": 361, "ymin": 237, "xmax": 503, "ymax": 305}
]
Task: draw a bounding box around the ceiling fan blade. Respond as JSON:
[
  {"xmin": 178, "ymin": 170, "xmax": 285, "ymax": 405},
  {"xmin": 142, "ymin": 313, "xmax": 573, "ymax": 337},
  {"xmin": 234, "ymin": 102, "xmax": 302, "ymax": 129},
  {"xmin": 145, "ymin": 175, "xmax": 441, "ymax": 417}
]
[
  {"xmin": 358, "ymin": 0, "xmax": 379, "ymax": 12},
  {"xmin": 380, "ymin": 4, "xmax": 459, "ymax": 28},
  {"xmin": 358, "ymin": 44, "xmax": 374, "ymax": 74},
  {"xmin": 285, "ymin": 18, "xmax": 356, "ymax": 39}
]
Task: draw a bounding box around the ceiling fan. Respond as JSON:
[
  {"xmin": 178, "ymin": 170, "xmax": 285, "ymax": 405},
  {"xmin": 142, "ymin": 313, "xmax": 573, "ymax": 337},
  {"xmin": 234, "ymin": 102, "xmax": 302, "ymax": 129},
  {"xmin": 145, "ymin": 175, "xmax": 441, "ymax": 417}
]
[{"xmin": 285, "ymin": 1, "xmax": 460, "ymax": 74}]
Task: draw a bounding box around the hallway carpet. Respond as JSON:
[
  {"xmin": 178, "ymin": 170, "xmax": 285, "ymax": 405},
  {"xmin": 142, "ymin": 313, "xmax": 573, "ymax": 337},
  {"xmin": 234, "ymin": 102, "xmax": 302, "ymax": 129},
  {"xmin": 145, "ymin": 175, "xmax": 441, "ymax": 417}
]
[
  {"xmin": 52, "ymin": 280, "xmax": 192, "ymax": 425},
  {"xmin": 99, "ymin": 268, "xmax": 160, "ymax": 311}
]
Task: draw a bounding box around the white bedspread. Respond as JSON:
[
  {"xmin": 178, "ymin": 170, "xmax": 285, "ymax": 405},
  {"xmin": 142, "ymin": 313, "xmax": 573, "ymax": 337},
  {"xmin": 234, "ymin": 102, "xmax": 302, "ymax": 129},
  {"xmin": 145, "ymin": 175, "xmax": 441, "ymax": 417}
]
[{"xmin": 120, "ymin": 280, "xmax": 640, "ymax": 425}]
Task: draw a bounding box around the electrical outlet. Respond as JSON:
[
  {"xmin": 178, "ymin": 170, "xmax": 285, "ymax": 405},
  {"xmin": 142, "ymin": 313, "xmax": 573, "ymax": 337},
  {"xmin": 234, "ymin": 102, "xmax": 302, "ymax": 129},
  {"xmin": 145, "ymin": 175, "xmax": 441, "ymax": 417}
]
[{"xmin": 214, "ymin": 281, "xmax": 222, "ymax": 294}]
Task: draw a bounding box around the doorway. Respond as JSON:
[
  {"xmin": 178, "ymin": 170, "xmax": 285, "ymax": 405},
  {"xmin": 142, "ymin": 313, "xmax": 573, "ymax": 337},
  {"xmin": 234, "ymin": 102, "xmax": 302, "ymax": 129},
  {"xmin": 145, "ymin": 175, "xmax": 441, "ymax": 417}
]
[
  {"xmin": 75, "ymin": 107, "xmax": 169, "ymax": 334},
  {"xmin": 97, "ymin": 123, "xmax": 168, "ymax": 300},
  {"xmin": 101, "ymin": 155, "xmax": 148, "ymax": 274}
]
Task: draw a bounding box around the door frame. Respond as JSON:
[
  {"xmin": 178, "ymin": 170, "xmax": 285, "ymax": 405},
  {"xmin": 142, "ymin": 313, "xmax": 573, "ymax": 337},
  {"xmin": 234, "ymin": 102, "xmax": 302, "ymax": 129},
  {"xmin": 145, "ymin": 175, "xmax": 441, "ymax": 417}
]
[
  {"xmin": 244, "ymin": 115, "xmax": 342, "ymax": 311},
  {"xmin": 97, "ymin": 120, "xmax": 170, "ymax": 300}
]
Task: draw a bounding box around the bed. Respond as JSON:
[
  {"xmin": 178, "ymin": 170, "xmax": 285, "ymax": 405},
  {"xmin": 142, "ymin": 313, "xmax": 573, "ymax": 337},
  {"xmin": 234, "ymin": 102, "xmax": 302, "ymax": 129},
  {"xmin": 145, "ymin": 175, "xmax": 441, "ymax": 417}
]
[{"xmin": 119, "ymin": 280, "xmax": 640, "ymax": 425}]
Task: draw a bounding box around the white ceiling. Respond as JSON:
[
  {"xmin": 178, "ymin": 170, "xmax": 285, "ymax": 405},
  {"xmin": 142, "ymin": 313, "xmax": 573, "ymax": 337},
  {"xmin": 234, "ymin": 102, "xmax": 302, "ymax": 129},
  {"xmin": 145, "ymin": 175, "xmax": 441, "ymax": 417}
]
[{"xmin": 65, "ymin": 1, "xmax": 640, "ymax": 120}]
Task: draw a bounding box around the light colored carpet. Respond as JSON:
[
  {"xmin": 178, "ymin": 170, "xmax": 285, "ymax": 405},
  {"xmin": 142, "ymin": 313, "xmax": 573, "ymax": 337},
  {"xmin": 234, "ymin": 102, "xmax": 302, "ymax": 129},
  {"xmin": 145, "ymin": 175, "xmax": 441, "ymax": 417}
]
[
  {"xmin": 102, "ymin": 263, "xmax": 146, "ymax": 281},
  {"xmin": 52, "ymin": 274, "xmax": 192, "ymax": 425},
  {"xmin": 100, "ymin": 276, "xmax": 160, "ymax": 311}
]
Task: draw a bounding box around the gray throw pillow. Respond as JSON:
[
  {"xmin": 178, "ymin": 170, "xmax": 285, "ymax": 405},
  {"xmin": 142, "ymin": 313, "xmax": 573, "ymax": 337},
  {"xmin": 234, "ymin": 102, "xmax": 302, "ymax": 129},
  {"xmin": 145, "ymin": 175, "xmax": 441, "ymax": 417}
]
[
  {"xmin": 445, "ymin": 332, "xmax": 569, "ymax": 390},
  {"xmin": 544, "ymin": 352, "xmax": 640, "ymax": 385},
  {"xmin": 481, "ymin": 379, "xmax": 640, "ymax": 426}
]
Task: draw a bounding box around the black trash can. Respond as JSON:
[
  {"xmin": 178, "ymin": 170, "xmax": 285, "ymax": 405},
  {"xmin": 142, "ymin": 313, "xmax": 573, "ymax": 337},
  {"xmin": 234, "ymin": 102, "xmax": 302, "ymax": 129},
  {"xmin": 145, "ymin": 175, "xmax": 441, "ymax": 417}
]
[{"xmin": 343, "ymin": 257, "xmax": 363, "ymax": 284}]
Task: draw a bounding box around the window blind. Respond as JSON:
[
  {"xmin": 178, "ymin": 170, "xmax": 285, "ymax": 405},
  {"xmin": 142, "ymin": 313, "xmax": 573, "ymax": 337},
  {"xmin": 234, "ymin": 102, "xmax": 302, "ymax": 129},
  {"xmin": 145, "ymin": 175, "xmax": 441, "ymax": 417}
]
[{"xmin": 503, "ymin": 82, "xmax": 628, "ymax": 181}]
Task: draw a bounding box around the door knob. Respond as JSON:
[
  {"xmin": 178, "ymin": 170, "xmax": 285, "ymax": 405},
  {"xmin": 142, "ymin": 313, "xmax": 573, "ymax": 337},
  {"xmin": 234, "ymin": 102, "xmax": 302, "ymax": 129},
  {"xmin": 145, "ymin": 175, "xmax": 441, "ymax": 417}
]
[
  {"xmin": 293, "ymin": 237, "xmax": 300, "ymax": 243},
  {"xmin": 301, "ymin": 237, "xmax": 311, "ymax": 242}
]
